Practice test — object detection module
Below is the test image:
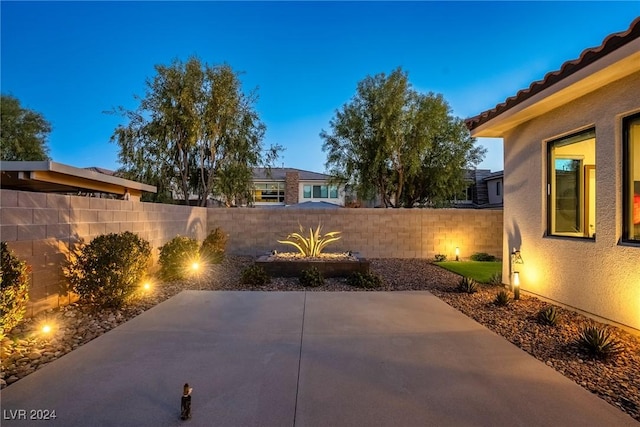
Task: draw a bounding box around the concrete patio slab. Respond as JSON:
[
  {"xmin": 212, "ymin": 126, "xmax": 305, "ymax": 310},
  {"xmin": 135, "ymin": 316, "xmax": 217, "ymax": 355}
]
[{"xmin": 1, "ymin": 291, "xmax": 637, "ymax": 427}]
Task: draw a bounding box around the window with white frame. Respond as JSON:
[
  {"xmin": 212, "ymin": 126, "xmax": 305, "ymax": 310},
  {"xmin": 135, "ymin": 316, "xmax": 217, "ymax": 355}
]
[
  {"xmin": 253, "ymin": 182, "xmax": 285, "ymax": 203},
  {"xmin": 303, "ymin": 184, "xmax": 338, "ymax": 199},
  {"xmin": 547, "ymin": 128, "xmax": 596, "ymax": 238},
  {"xmin": 623, "ymin": 113, "xmax": 640, "ymax": 242}
]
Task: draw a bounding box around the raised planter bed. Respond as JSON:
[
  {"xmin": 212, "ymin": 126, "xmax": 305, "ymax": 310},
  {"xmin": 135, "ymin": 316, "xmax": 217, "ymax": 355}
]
[{"xmin": 255, "ymin": 253, "xmax": 370, "ymax": 278}]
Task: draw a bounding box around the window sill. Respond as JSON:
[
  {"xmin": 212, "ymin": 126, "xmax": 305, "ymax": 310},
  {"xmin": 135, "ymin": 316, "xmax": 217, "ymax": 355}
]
[
  {"xmin": 544, "ymin": 234, "xmax": 596, "ymax": 242},
  {"xmin": 619, "ymin": 239, "xmax": 640, "ymax": 248}
]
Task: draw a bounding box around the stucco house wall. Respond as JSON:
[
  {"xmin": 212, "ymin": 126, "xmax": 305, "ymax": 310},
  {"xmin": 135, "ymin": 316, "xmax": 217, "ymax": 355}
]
[{"xmin": 502, "ymin": 70, "xmax": 640, "ymax": 330}]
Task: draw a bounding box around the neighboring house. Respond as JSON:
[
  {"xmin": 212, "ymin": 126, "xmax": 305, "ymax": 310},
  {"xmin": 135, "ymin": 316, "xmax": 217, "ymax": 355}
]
[
  {"xmin": 452, "ymin": 169, "xmax": 503, "ymax": 208},
  {"xmin": 484, "ymin": 171, "xmax": 504, "ymax": 207},
  {"xmin": 0, "ymin": 161, "xmax": 156, "ymax": 201},
  {"xmin": 252, "ymin": 168, "xmax": 344, "ymax": 207},
  {"xmin": 465, "ymin": 17, "xmax": 640, "ymax": 331}
]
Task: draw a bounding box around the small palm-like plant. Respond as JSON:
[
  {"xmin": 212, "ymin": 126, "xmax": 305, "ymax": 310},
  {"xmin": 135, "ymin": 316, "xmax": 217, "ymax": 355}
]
[
  {"xmin": 278, "ymin": 223, "xmax": 342, "ymax": 257},
  {"xmin": 537, "ymin": 305, "xmax": 560, "ymax": 326},
  {"xmin": 457, "ymin": 276, "xmax": 478, "ymax": 294},
  {"xmin": 576, "ymin": 324, "xmax": 623, "ymax": 359},
  {"xmin": 494, "ymin": 290, "xmax": 510, "ymax": 306}
]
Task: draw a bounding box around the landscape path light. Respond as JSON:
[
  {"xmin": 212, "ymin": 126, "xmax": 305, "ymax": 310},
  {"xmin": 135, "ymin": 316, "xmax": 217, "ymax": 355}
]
[
  {"xmin": 455, "ymin": 247, "xmax": 460, "ymax": 261},
  {"xmin": 511, "ymin": 248, "xmax": 524, "ymax": 300}
]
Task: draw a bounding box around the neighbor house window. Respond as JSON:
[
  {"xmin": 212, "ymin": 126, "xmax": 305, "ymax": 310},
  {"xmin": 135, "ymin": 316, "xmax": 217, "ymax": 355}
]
[
  {"xmin": 303, "ymin": 184, "xmax": 338, "ymax": 199},
  {"xmin": 496, "ymin": 181, "xmax": 502, "ymax": 197},
  {"xmin": 547, "ymin": 128, "xmax": 596, "ymax": 238},
  {"xmin": 623, "ymin": 113, "xmax": 640, "ymax": 242},
  {"xmin": 253, "ymin": 182, "xmax": 285, "ymax": 203}
]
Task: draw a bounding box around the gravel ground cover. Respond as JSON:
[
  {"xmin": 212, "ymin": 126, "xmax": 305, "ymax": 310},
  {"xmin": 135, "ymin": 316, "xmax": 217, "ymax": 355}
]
[{"xmin": 1, "ymin": 256, "xmax": 638, "ymax": 422}]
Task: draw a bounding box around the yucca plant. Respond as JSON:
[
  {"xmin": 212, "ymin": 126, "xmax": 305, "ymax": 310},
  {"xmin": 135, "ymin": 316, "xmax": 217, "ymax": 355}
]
[
  {"xmin": 575, "ymin": 324, "xmax": 623, "ymax": 359},
  {"xmin": 457, "ymin": 276, "xmax": 479, "ymax": 294},
  {"xmin": 277, "ymin": 223, "xmax": 342, "ymax": 257},
  {"xmin": 494, "ymin": 289, "xmax": 510, "ymax": 306},
  {"xmin": 537, "ymin": 305, "xmax": 560, "ymax": 326}
]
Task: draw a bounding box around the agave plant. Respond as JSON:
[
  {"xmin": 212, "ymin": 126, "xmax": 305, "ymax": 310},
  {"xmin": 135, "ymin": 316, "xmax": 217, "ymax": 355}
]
[
  {"xmin": 457, "ymin": 276, "xmax": 479, "ymax": 294},
  {"xmin": 576, "ymin": 324, "xmax": 623, "ymax": 359},
  {"xmin": 494, "ymin": 289, "xmax": 510, "ymax": 306},
  {"xmin": 277, "ymin": 223, "xmax": 342, "ymax": 257},
  {"xmin": 537, "ymin": 305, "xmax": 560, "ymax": 326}
]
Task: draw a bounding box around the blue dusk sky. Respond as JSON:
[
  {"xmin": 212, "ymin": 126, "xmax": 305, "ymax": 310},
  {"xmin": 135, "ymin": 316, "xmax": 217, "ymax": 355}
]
[{"xmin": 1, "ymin": 2, "xmax": 638, "ymax": 174}]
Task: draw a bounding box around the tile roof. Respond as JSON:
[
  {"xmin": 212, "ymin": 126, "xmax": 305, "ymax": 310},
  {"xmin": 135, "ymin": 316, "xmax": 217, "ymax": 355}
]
[
  {"xmin": 252, "ymin": 167, "xmax": 332, "ymax": 181},
  {"xmin": 465, "ymin": 17, "xmax": 640, "ymax": 131}
]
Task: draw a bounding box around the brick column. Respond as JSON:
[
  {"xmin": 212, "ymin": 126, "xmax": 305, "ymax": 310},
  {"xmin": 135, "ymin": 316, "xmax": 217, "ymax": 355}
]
[{"xmin": 284, "ymin": 171, "xmax": 299, "ymax": 205}]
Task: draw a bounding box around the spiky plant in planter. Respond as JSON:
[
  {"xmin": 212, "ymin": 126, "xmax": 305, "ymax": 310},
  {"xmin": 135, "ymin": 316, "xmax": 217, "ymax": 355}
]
[
  {"xmin": 494, "ymin": 289, "xmax": 510, "ymax": 306},
  {"xmin": 457, "ymin": 276, "xmax": 478, "ymax": 294},
  {"xmin": 575, "ymin": 324, "xmax": 623, "ymax": 359},
  {"xmin": 537, "ymin": 305, "xmax": 560, "ymax": 326},
  {"xmin": 277, "ymin": 223, "xmax": 341, "ymax": 257}
]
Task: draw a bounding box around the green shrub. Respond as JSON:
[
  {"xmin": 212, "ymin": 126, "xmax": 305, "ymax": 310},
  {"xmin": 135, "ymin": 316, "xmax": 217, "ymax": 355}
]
[
  {"xmin": 575, "ymin": 324, "xmax": 623, "ymax": 359},
  {"xmin": 299, "ymin": 266, "xmax": 324, "ymax": 287},
  {"xmin": 488, "ymin": 271, "xmax": 503, "ymax": 286},
  {"xmin": 434, "ymin": 254, "xmax": 447, "ymax": 262},
  {"xmin": 240, "ymin": 265, "xmax": 271, "ymax": 286},
  {"xmin": 200, "ymin": 227, "xmax": 227, "ymax": 264},
  {"xmin": 159, "ymin": 236, "xmax": 200, "ymax": 281},
  {"xmin": 347, "ymin": 271, "xmax": 383, "ymax": 289},
  {"xmin": 1, "ymin": 242, "xmax": 30, "ymax": 334},
  {"xmin": 537, "ymin": 305, "xmax": 560, "ymax": 326},
  {"xmin": 494, "ymin": 290, "xmax": 510, "ymax": 306},
  {"xmin": 470, "ymin": 252, "xmax": 497, "ymax": 262},
  {"xmin": 65, "ymin": 232, "xmax": 151, "ymax": 309},
  {"xmin": 457, "ymin": 276, "xmax": 479, "ymax": 294}
]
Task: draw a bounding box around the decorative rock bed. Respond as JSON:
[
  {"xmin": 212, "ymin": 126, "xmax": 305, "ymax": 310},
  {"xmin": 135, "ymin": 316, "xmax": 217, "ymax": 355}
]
[{"xmin": 1, "ymin": 256, "xmax": 638, "ymax": 423}]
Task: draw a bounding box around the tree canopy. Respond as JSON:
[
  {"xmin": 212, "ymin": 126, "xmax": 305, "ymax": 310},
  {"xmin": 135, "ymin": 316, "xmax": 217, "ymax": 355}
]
[
  {"xmin": 111, "ymin": 57, "xmax": 280, "ymax": 206},
  {"xmin": 321, "ymin": 67, "xmax": 485, "ymax": 208},
  {"xmin": 0, "ymin": 95, "xmax": 51, "ymax": 161}
]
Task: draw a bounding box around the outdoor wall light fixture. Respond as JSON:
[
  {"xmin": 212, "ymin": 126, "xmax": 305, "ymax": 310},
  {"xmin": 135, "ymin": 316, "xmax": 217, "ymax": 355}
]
[{"xmin": 455, "ymin": 247, "xmax": 460, "ymax": 261}]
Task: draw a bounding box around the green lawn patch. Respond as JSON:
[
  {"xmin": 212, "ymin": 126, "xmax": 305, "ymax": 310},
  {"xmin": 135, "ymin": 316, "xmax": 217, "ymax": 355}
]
[{"xmin": 435, "ymin": 261, "xmax": 502, "ymax": 283}]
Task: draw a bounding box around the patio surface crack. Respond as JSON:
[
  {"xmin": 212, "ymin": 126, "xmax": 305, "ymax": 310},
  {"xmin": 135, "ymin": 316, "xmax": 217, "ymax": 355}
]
[{"xmin": 292, "ymin": 290, "xmax": 307, "ymax": 427}]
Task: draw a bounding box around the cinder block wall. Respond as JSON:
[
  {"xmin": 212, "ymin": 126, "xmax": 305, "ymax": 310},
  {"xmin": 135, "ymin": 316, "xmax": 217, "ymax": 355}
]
[
  {"xmin": 1, "ymin": 189, "xmax": 502, "ymax": 316},
  {"xmin": 0, "ymin": 189, "xmax": 207, "ymax": 316},
  {"xmin": 208, "ymin": 207, "xmax": 503, "ymax": 259}
]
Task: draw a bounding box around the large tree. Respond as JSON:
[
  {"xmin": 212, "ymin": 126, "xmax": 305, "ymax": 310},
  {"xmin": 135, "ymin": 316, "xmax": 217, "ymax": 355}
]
[
  {"xmin": 321, "ymin": 67, "xmax": 485, "ymax": 207},
  {"xmin": 111, "ymin": 57, "xmax": 280, "ymax": 206},
  {"xmin": 0, "ymin": 95, "xmax": 51, "ymax": 161}
]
